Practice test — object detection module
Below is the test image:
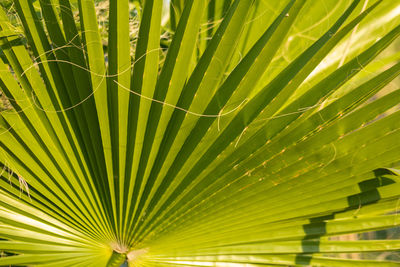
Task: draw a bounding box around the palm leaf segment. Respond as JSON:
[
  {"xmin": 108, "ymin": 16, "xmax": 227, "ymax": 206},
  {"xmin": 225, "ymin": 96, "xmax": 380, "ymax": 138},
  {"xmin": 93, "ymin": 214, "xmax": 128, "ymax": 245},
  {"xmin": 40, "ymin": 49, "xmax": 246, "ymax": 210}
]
[{"xmin": 1, "ymin": 0, "xmax": 400, "ymax": 266}]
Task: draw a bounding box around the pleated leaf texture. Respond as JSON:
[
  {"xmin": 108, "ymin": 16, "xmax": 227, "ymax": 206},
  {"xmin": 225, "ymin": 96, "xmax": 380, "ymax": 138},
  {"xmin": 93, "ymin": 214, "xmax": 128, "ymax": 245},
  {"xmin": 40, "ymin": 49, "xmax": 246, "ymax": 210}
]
[{"xmin": 1, "ymin": 0, "xmax": 400, "ymax": 266}]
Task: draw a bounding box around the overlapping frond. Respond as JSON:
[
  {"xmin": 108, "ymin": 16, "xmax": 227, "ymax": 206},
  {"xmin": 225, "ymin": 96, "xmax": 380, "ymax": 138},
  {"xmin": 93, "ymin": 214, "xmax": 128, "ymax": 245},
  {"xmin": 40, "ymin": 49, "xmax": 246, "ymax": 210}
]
[{"xmin": 1, "ymin": 0, "xmax": 400, "ymax": 266}]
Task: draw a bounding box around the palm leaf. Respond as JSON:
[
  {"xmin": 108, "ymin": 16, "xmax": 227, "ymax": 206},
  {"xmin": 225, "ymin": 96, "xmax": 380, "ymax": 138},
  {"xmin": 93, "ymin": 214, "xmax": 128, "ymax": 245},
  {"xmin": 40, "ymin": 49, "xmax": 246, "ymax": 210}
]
[{"xmin": 1, "ymin": 0, "xmax": 400, "ymax": 266}]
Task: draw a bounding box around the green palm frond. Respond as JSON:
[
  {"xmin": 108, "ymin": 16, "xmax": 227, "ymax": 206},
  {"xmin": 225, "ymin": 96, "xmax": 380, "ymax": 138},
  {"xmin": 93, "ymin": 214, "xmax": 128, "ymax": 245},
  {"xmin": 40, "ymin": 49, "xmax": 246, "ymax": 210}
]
[{"xmin": 1, "ymin": 0, "xmax": 400, "ymax": 266}]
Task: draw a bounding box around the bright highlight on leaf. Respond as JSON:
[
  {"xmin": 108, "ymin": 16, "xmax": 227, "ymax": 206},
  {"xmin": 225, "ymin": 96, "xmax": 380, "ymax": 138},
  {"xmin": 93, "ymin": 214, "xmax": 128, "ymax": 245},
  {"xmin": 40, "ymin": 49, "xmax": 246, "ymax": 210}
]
[{"xmin": 1, "ymin": 0, "xmax": 400, "ymax": 266}]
